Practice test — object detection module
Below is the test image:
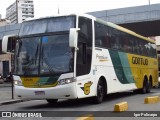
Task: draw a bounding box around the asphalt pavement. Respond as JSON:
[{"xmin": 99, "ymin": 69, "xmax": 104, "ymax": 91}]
[
  {"xmin": 0, "ymin": 88, "xmax": 160, "ymax": 120},
  {"xmin": 0, "ymin": 82, "xmax": 160, "ymax": 120},
  {"xmin": 0, "ymin": 82, "xmax": 26, "ymax": 106},
  {"xmin": 0, "ymin": 82, "xmax": 159, "ymax": 107}
]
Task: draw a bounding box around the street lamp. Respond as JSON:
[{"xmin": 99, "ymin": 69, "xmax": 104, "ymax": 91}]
[{"xmin": 148, "ymin": 0, "xmax": 150, "ymax": 5}]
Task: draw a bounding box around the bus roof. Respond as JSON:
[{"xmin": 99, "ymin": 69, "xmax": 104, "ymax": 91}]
[
  {"xmin": 23, "ymin": 13, "xmax": 155, "ymax": 43},
  {"xmin": 96, "ymin": 18, "xmax": 155, "ymax": 43},
  {"xmin": 24, "ymin": 14, "xmax": 76, "ymax": 22},
  {"xmin": 24, "ymin": 13, "xmax": 95, "ymax": 22}
]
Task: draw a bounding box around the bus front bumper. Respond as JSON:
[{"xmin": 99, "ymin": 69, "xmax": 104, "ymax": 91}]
[{"xmin": 15, "ymin": 83, "xmax": 77, "ymax": 99}]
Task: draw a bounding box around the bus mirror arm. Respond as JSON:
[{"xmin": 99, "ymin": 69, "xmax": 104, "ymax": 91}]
[
  {"xmin": 69, "ymin": 28, "xmax": 80, "ymax": 48},
  {"xmin": 76, "ymin": 47, "xmax": 79, "ymax": 51}
]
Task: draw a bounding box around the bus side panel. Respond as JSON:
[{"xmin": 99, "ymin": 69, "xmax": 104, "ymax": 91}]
[
  {"xmin": 94, "ymin": 49, "xmax": 137, "ymax": 94},
  {"xmin": 127, "ymin": 54, "xmax": 158, "ymax": 88},
  {"xmin": 76, "ymin": 75, "xmax": 97, "ymax": 99}
]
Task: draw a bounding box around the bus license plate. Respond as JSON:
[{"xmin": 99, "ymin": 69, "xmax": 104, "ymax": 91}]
[{"xmin": 35, "ymin": 91, "xmax": 45, "ymax": 95}]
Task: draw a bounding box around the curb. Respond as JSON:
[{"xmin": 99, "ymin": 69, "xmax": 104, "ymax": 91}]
[
  {"xmin": 144, "ymin": 96, "xmax": 159, "ymax": 104},
  {"xmin": 114, "ymin": 101, "xmax": 128, "ymax": 112},
  {"xmin": 0, "ymin": 99, "xmax": 30, "ymax": 106}
]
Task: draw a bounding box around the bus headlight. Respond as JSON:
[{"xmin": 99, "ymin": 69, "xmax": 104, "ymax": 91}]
[
  {"xmin": 58, "ymin": 78, "xmax": 76, "ymax": 85},
  {"xmin": 14, "ymin": 80, "xmax": 23, "ymax": 86}
]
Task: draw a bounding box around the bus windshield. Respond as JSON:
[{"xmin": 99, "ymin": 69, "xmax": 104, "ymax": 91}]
[{"xmin": 15, "ymin": 34, "xmax": 74, "ymax": 76}]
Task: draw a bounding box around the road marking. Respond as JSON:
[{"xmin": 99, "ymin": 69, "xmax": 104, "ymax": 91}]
[
  {"xmin": 76, "ymin": 114, "xmax": 94, "ymax": 120},
  {"xmin": 151, "ymin": 93, "xmax": 160, "ymax": 96}
]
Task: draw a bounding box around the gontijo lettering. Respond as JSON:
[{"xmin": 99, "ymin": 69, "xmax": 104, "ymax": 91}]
[{"xmin": 132, "ymin": 57, "xmax": 148, "ymax": 65}]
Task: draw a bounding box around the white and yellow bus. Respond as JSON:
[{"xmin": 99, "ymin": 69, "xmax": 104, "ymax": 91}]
[{"xmin": 2, "ymin": 14, "xmax": 158, "ymax": 104}]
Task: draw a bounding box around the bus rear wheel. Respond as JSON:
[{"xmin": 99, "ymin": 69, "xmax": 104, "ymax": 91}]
[
  {"xmin": 146, "ymin": 80, "xmax": 151, "ymax": 93},
  {"xmin": 141, "ymin": 79, "xmax": 149, "ymax": 94},
  {"xmin": 46, "ymin": 99, "xmax": 58, "ymax": 105}
]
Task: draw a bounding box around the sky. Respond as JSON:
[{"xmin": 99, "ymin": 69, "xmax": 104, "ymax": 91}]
[{"xmin": 0, "ymin": 0, "xmax": 160, "ymax": 19}]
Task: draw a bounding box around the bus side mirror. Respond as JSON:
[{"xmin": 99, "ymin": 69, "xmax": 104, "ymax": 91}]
[
  {"xmin": 2, "ymin": 36, "xmax": 9, "ymax": 53},
  {"xmin": 69, "ymin": 28, "xmax": 80, "ymax": 48},
  {"xmin": 2, "ymin": 34, "xmax": 18, "ymax": 54}
]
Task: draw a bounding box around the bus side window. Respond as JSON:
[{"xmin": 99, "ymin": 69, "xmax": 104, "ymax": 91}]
[
  {"xmin": 77, "ymin": 42, "xmax": 86, "ymax": 64},
  {"xmin": 76, "ymin": 17, "xmax": 92, "ymax": 76}
]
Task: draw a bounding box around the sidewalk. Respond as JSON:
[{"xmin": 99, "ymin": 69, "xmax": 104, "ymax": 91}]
[
  {"xmin": 0, "ymin": 82, "xmax": 26, "ymax": 106},
  {"xmin": 0, "ymin": 82, "xmax": 11, "ymax": 87}
]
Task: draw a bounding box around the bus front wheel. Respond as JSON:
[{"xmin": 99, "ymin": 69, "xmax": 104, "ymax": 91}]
[
  {"xmin": 93, "ymin": 80, "xmax": 104, "ymax": 104},
  {"xmin": 46, "ymin": 99, "xmax": 58, "ymax": 105}
]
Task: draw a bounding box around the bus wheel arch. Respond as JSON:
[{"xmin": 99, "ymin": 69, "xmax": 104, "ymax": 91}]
[{"xmin": 93, "ymin": 76, "xmax": 107, "ymax": 104}]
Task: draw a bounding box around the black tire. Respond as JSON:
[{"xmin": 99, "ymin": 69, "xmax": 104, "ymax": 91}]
[
  {"xmin": 93, "ymin": 80, "xmax": 104, "ymax": 104},
  {"xmin": 146, "ymin": 81, "xmax": 151, "ymax": 93},
  {"xmin": 46, "ymin": 99, "xmax": 58, "ymax": 105},
  {"xmin": 141, "ymin": 80, "xmax": 147, "ymax": 94},
  {"xmin": 133, "ymin": 89, "xmax": 140, "ymax": 94}
]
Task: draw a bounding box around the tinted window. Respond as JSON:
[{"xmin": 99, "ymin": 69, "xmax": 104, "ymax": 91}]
[
  {"xmin": 95, "ymin": 21, "xmax": 157, "ymax": 58},
  {"xmin": 95, "ymin": 22, "xmax": 111, "ymax": 48},
  {"xmin": 76, "ymin": 17, "xmax": 93, "ymax": 76},
  {"xmin": 19, "ymin": 16, "xmax": 76, "ymax": 36}
]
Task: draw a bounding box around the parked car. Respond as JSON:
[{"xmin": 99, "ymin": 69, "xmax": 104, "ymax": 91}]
[{"xmin": 4, "ymin": 74, "xmax": 12, "ymax": 82}]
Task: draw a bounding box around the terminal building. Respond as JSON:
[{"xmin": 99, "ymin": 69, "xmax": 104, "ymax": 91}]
[
  {"xmin": 6, "ymin": 0, "xmax": 34, "ymax": 24},
  {"xmin": 0, "ymin": 19, "xmax": 11, "ymax": 27},
  {"xmin": 0, "ymin": 23, "xmax": 21, "ymax": 78},
  {"xmin": 0, "ymin": 15, "xmax": 11, "ymax": 27}
]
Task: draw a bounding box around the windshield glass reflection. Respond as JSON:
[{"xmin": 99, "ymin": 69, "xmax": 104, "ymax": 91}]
[{"xmin": 15, "ymin": 34, "xmax": 73, "ymax": 76}]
